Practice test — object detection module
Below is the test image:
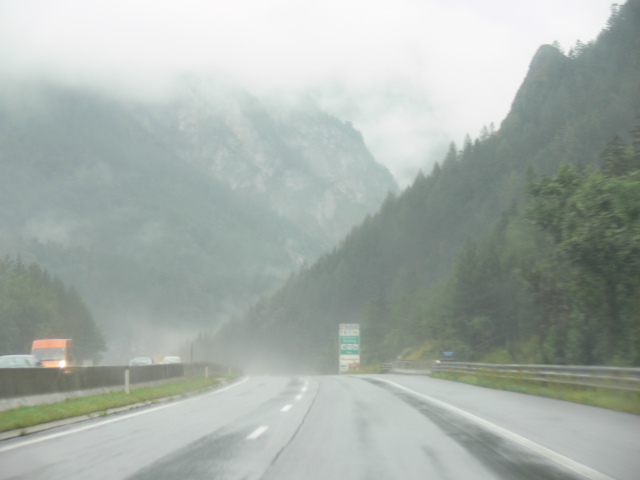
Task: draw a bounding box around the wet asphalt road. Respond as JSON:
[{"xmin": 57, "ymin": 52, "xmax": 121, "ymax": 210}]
[{"xmin": 1, "ymin": 374, "xmax": 638, "ymax": 480}]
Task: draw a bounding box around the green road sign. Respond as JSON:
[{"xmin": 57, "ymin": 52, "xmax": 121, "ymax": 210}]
[
  {"xmin": 340, "ymin": 335, "xmax": 360, "ymax": 354},
  {"xmin": 339, "ymin": 323, "xmax": 360, "ymax": 373}
]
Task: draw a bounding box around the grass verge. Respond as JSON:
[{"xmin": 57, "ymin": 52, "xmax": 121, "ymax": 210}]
[
  {"xmin": 0, "ymin": 376, "xmax": 228, "ymax": 433},
  {"xmin": 431, "ymin": 371, "xmax": 640, "ymax": 415}
]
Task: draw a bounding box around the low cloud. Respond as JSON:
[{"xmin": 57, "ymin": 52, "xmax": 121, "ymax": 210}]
[{"xmin": 0, "ymin": 0, "xmax": 611, "ymax": 186}]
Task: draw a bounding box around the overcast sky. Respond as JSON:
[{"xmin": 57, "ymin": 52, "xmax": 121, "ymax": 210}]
[{"xmin": 0, "ymin": 0, "xmax": 613, "ymax": 186}]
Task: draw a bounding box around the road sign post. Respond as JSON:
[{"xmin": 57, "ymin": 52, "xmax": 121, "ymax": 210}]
[{"xmin": 339, "ymin": 323, "xmax": 360, "ymax": 373}]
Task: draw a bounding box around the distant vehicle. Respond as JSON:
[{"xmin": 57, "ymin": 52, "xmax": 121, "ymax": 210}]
[
  {"xmin": 162, "ymin": 356, "xmax": 182, "ymax": 364},
  {"xmin": 0, "ymin": 354, "xmax": 44, "ymax": 368},
  {"xmin": 129, "ymin": 356, "xmax": 154, "ymax": 366},
  {"xmin": 31, "ymin": 339, "xmax": 74, "ymax": 368}
]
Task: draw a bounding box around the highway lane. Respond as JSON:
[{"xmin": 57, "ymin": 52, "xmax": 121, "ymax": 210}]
[
  {"xmin": 380, "ymin": 375, "xmax": 640, "ymax": 480},
  {"xmin": 0, "ymin": 374, "xmax": 637, "ymax": 479}
]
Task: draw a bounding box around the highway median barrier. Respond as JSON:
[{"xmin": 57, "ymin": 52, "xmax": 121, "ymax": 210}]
[{"xmin": 0, "ymin": 362, "xmax": 240, "ymax": 407}]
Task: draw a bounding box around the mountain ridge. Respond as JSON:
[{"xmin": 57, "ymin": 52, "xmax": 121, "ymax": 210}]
[
  {"xmin": 129, "ymin": 78, "xmax": 397, "ymax": 249},
  {"xmin": 204, "ymin": 0, "xmax": 640, "ymax": 372},
  {"xmin": 0, "ymin": 79, "xmax": 395, "ymax": 360}
]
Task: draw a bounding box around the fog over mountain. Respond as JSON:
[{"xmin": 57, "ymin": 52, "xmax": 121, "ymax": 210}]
[
  {"xmin": 0, "ymin": 1, "xmax": 610, "ymax": 187},
  {"xmin": 128, "ymin": 77, "xmax": 397, "ymax": 249},
  {"xmin": 204, "ymin": 1, "xmax": 640, "ymax": 373},
  {"xmin": 0, "ymin": 78, "xmax": 396, "ymax": 361},
  {"xmin": 0, "ymin": 1, "xmax": 615, "ymax": 361}
]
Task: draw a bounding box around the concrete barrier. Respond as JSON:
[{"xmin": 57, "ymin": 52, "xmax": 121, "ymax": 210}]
[
  {"xmin": 129, "ymin": 364, "xmax": 184, "ymax": 384},
  {"xmin": 0, "ymin": 364, "xmax": 185, "ymax": 399}
]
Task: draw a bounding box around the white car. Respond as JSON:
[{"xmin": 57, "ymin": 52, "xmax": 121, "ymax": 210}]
[
  {"xmin": 162, "ymin": 356, "xmax": 182, "ymax": 364},
  {"xmin": 0, "ymin": 354, "xmax": 44, "ymax": 367},
  {"xmin": 129, "ymin": 356, "xmax": 154, "ymax": 366}
]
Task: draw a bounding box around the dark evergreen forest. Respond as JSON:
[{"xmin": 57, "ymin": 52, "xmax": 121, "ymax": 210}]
[
  {"xmin": 206, "ymin": 1, "xmax": 640, "ymax": 372},
  {"xmin": 0, "ymin": 256, "xmax": 106, "ymax": 362}
]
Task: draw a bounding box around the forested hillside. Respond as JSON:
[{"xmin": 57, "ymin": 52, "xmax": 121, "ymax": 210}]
[
  {"xmin": 0, "ymin": 256, "xmax": 105, "ymax": 362},
  {"xmin": 362, "ymin": 133, "xmax": 640, "ymax": 368},
  {"xmin": 0, "ymin": 83, "xmax": 306, "ymax": 352},
  {"xmin": 0, "ymin": 80, "xmax": 394, "ymax": 360},
  {"xmin": 206, "ymin": 1, "xmax": 640, "ymax": 372}
]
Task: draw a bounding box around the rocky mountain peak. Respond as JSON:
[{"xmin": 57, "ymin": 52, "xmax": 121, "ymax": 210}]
[
  {"xmin": 130, "ymin": 79, "xmax": 398, "ymax": 250},
  {"xmin": 501, "ymin": 44, "xmax": 571, "ymax": 132}
]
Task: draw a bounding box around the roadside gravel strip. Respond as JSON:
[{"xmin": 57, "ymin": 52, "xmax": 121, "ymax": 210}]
[{"xmin": 0, "ymin": 377, "xmax": 240, "ymax": 442}]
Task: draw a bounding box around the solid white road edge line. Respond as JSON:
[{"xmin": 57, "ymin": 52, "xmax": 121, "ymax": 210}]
[
  {"xmin": 373, "ymin": 377, "xmax": 614, "ymax": 480},
  {"xmin": 0, "ymin": 376, "xmax": 251, "ymax": 454},
  {"xmin": 281, "ymin": 404, "xmax": 292, "ymax": 412},
  {"xmin": 246, "ymin": 425, "xmax": 269, "ymax": 440}
]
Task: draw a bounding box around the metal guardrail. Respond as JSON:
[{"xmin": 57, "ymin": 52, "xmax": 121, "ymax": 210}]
[{"xmin": 431, "ymin": 361, "xmax": 640, "ymax": 392}]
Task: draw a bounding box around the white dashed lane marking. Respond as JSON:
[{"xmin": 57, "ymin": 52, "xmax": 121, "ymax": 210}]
[{"xmin": 246, "ymin": 425, "xmax": 269, "ymax": 440}]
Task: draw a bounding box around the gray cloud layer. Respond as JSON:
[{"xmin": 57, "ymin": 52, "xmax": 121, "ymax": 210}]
[{"xmin": 0, "ymin": 0, "xmax": 610, "ymax": 186}]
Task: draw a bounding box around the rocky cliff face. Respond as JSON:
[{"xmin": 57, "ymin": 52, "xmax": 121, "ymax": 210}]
[
  {"xmin": 130, "ymin": 79, "xmax": 398, "ymax": 251},
  {"xmin": 501, "ymin": 44, "xmax": 571, "ymax": 132}
]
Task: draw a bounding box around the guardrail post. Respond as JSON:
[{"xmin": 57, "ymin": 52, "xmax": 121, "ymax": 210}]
[{"xmin": 125, "ymin": 367, "xmax": 130, "ymax": 395}]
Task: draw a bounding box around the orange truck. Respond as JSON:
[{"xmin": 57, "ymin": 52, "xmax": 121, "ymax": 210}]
[{"xmin": 31, "ymin": 339, "xmax": 74, "ymax": 368}]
